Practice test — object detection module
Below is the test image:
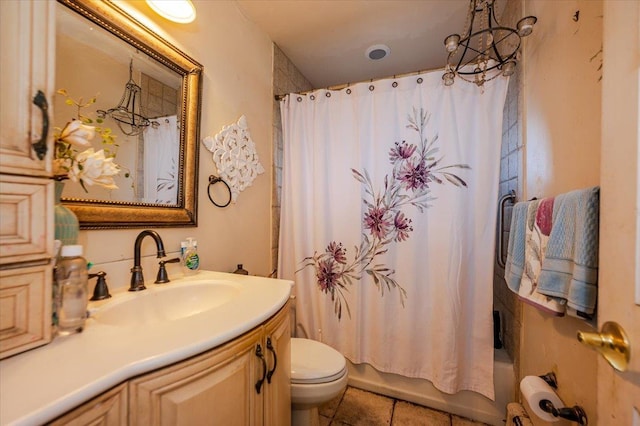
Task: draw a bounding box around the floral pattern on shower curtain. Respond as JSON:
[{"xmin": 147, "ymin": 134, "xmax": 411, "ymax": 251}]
[
  {"xmin": 298, "ymin": 108, "xmax": 470, "ymax": 320},
  {"xmin": 279, "ymin": 70, "xmax": 508, "ymax": 399}
]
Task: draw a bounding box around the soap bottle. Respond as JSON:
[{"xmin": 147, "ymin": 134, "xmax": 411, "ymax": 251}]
[
  {"xmin": 182, "ymin": 237, "xmax": 200, "ymax": 275},
  {"xmin": 55, "ymin": 245, "xmax": 88, "ymax": 335}
]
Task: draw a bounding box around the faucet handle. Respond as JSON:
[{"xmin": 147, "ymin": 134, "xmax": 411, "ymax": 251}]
[
  {"xmin": 89, "ymin": 271, "xmax": 112, "ymax": 301},
  {"xmin": 155, "ymin": 257, "xmax": 180, "ymax": 284}
]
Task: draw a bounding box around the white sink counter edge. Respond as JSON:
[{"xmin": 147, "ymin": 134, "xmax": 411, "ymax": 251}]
[{"xmin": 0, "ymin": 270, "xmax": 292, "ymax": 426}]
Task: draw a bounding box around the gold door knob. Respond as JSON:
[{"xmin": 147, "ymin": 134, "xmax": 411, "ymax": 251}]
[{"xmin": 577, "ymin": 321, "xmax": 630, "ymax": 372}]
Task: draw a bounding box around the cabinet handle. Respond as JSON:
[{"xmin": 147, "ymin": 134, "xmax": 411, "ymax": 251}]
[
  {"xmin": 255, "ymin": 344, "xmax": 267, "ymax": 394},
  {"xmin": 266, "ymin": 337, "xmax": 277, "ymax": 384},
  {"xmin": 31, "ymin": 90, "xmax": 49, "ymax": 160}
]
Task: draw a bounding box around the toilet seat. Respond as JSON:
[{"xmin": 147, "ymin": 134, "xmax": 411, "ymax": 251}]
[{"xmin": 291, "ymin": 338, "xmax": 347, "ymax": 384}]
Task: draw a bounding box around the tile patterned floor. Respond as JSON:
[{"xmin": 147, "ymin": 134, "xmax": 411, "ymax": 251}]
[{"xmin": 319, "ymin": 386, "xmax": 491, "ymax": 426}]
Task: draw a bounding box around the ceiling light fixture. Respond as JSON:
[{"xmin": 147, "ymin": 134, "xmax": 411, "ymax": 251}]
[
  {"xmin": 146, "ymin": 0, "xmax": 196, "ymax": 24},
  {"xmin": 366, "ymin": 44, "xmax": 390, "ymax": 61},
  {"xmin": 442, "ymin": 0, "xmax": 536, "ymax": 87}
]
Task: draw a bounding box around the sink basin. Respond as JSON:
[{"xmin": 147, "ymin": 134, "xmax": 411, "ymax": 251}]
[{"xmin": 91, "ymin": 281, "xmax": 242, "ymax": 326}]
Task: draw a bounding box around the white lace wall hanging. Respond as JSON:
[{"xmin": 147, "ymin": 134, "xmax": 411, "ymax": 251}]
[{"xmin": 202, "ymin": 115, "xmax": 265, "ymax": 203}]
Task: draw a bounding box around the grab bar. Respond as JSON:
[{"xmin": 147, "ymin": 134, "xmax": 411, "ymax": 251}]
[{"xmin": 496, "ymin": 190, "xmax": 517, "ymax": 269}]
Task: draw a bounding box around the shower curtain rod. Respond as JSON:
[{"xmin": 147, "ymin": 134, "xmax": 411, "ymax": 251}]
[{"xmin": 274, "ymin": 65, "xmax": 443, "ymax": 101}]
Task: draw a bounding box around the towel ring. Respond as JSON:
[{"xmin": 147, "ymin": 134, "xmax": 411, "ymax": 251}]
[{"xmin": 208, "ymin": 175, "xmax": 232, "ymax": 208}]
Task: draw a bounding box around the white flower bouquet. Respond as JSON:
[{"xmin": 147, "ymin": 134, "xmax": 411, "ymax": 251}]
[{"xmin": 53, "ymin": 90, "xmax": 122, "ymax": 191}]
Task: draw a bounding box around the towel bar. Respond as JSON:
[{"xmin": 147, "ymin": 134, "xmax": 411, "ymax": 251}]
[{"xmin": 496, "ymin": 190, "xmax": 517, "ymax": 269}]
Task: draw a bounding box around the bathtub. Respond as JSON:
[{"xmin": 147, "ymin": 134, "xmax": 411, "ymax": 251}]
[{"xmin": 346, "ymin": 349, "xmax": 515, "ymax": 425}]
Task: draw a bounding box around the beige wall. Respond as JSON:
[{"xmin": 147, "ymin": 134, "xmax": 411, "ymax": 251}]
[
  {"xmin": 75, "ymin": 0, "xmax": 275, "ymax": 290},
  {"xmin": 520, "ymin": 0, "xmax": 602, "ymax": 424}
]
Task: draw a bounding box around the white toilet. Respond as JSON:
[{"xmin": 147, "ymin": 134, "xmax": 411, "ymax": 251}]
[{"xmin": 290, "ymin": 337, "xmax": 348, "ymax": 426}]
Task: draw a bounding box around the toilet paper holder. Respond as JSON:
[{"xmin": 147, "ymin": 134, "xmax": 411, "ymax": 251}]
[
  {"xmin": 539, "ymin": 399, "xmax": 588, "ymax": 425},
  {"xmin": 538, "ymin": 372, "xmax": 557, "ymax": 389}
]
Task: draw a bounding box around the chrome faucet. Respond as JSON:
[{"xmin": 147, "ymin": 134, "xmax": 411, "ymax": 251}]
[{"xmin": 130, "ymin": 230, "xmax": 166, "ymax": 291}]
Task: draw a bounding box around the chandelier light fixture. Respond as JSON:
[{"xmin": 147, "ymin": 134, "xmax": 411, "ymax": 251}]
[
  {"xmin": 442, "ymin": 0, "xmax": 536, "ymax": 87},
  {"xmin": 97, "ymin": 60, "xmax": 150, "ymax": 136}
]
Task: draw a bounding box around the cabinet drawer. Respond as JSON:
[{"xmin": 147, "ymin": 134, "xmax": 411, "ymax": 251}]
[
  {"xmin": 0, "ymin": 264, "xmax": 52, "ymax": 359},
  {"xmin": 0, "ymin": 175, "xmax": 53, "ymax": 265}
]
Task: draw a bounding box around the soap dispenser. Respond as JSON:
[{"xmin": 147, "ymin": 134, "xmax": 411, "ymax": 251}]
[{"xmin": 182, "ymin": 237, "xmax": 200, "ymax": 275}]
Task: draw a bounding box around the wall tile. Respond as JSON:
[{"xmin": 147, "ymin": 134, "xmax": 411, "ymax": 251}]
[
  {"xmin": 508, "ymin": 124, "xmax": 519, "ymax": 154},
  {"xmin": 508, "ymin": 153, "xmax": 519, "ymax": 179},
  {"xmin": 500, "ymin": 156, "xmax": 509, "ymax": 182},
  {"xmin": 493, "ymin": 11, "xmax": 522, "ymax": 374},
  {"xmin": 503, "ymin": 205, "xmax": 513, "ymax": 231},
  {"xmin": 501, "ymin": 135, "xmax": 509, "ymax": 158},
  {"xmin": 271, "ymin": 43, "xmax": 314, "ymax": 272}
]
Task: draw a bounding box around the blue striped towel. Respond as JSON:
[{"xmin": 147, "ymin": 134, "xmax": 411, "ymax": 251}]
[
  {"xmin": 537, "ymin": 187, "xmax": 600, "ymax": 314},
  {"xmin": 505, "ymin": 201, "xmax": 530, "ymax": 293}
]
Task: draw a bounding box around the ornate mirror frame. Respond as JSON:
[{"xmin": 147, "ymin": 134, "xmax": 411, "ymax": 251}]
[{"xmin": 57, "ymin": 0, "xmax": 202, "ymax": 229}]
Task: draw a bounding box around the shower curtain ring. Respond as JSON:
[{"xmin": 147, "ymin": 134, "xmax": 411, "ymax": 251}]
[{"xmin": 208, "ymin": 175, "xmax": 232, "ymax": 207}]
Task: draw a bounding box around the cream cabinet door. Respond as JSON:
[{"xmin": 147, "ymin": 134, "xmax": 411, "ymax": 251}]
[
  {"xmin": 129, "ymin": 327, "xmax": 263, "ymax": 426},
  {"xmin": 263, "ymin": 301, "xmax": 291, "ymax": 426},
  {"xmin": 0, "ymin": 0, "xmax": 55, "ymax": 176},
  {"xmin": 49, "ymin": 383, "xmax": 128, "ymax": 426}
]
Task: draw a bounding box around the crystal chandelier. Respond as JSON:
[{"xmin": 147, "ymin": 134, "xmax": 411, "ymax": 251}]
[
  {"xmin": 442, "ymin": 0, "xmax": 536, "ymax": 87},
  {"xmin": 97, "ymin": 60, "xmax": 150, "ymax": 136}
]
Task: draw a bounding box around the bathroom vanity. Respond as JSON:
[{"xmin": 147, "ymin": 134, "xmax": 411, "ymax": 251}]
[{"xmin": 0, "ymin": 271, "xmax": 292, "ymax": 426}]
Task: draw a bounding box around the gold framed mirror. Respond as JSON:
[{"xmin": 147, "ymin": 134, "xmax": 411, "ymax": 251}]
[{"xmin": 56, "ymin": 0, "xmax": 202, "ymax": 228}]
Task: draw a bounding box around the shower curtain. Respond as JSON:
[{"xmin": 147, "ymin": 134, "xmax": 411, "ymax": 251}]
[
  {"xmin": 143, "ymin": 115, "xmax": 178, "ymax": 204},
  {"xmin": 278, "ymin": 70, "xmax": 508, "ymax": 399}
]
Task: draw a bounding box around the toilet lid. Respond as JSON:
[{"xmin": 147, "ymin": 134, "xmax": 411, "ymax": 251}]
[{"xmin": 291, "ymin": 338, "xmax": 347, "ymax": 384}]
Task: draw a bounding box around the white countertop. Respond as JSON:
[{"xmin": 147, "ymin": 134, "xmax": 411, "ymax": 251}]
[{"xmin": 0, "ymin": 271, "xmax": 292, "ymax": 426}]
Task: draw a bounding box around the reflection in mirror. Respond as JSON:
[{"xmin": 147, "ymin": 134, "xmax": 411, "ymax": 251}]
[
  {"xmin": 55, "ymin": 0, "xmax": 202, "ymax": 228},
  {"xmin": 57, "ymin": 2, "xmax": 181, "ymax": 205}
]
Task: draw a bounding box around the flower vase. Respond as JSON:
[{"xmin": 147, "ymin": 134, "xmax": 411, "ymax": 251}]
[{"xmin": 54, "ymin": 180, "xmax": 79, "ymax": 246}]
